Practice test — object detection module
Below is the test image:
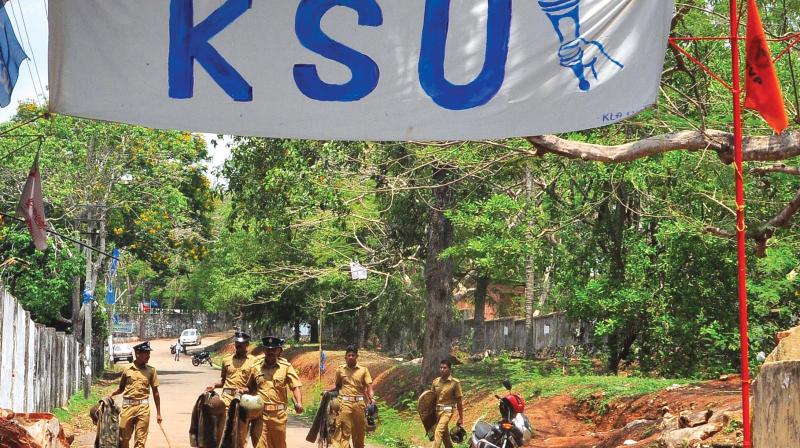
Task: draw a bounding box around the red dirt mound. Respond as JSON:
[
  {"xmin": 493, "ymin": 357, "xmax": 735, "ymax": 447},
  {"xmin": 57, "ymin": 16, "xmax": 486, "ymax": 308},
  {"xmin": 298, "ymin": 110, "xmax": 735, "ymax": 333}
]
[{"xmin": 527, "ymin": 376, "xmax": 743, "ymax": 447}]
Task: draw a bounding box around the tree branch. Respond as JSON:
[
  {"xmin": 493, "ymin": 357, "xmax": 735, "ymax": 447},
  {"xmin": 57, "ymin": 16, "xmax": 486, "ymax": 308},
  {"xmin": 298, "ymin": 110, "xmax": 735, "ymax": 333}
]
[
  {"xmin": 705, "ymin": 186, "xmax": 800, "ymax": 257},
  {"xmin": 751, "ymin": 164, "xmax": 800, "ymax": 176},
  {"xmin": 526, "ymin": 130, "xmax": 800, "ymax": 164}
]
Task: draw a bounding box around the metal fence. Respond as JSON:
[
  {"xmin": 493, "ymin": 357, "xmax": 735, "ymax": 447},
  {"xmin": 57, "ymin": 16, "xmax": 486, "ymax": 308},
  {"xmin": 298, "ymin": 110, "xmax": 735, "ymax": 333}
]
[{"xmin": 0, "ymin": 287, "xmax": 81, "ymax": 412}]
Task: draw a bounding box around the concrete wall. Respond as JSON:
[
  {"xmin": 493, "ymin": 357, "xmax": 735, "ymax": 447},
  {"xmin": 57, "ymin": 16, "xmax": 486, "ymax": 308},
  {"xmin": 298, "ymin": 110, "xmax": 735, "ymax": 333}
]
[
  {"xmin": 0, "ymin": 287, "xmax": 81, "ymax": 412},
  {"xmin": 456, "ymin": 312, "xmax": 591, "ymax": 354},
  {"xmin": 753, "ymin": 360, "xmax": 800, "ymax": 447},
  {"xmin": 114, "ymin": 308, "xmax": 233, "ymax": 340}
]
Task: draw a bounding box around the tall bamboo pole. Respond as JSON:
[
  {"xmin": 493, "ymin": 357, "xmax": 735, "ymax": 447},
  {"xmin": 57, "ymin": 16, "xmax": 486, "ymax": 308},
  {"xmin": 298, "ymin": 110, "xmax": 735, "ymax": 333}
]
[{"xmin": 729, "ymin": 1, "xmax": 752, "ymax": 446}]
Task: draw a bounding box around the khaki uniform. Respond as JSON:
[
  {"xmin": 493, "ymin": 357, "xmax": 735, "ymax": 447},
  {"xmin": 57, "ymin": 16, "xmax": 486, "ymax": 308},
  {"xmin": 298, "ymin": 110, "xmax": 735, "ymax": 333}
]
[
  {"xmin": 334, "ymin": 364, "xmax": 373, "ymax": 448},
  {"xmin": 119, "ymin": 364, "xmax": 159, "ymax": 448},
  {"xmin": 218, "ymin": 353, "xmax": 260, "ymax": 447},
  {"xmin": 431, "ymin": 376, "xmax": 462, "ymax": 448},
  {"xmin": 249, "ymin": 358, "xmax": 302, "ymax": 448}
]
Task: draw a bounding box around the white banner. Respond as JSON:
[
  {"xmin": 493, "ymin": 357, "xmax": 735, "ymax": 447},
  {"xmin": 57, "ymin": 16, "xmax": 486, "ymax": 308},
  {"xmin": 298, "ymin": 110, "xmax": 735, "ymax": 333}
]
[{"xmin": 49, "ymin": 0, "xmax": 674, "ymax": 140}]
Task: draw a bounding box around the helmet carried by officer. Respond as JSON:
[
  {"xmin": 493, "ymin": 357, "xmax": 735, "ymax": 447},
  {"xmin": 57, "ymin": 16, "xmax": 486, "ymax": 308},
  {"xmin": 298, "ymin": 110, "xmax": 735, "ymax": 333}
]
[
  {"xmin": 365, "ymin": 402, "xmax": 378, "ymax": 432},
  {"xmin": 449, "ymin": 424, "xmax": 467, "ymax": 443},
  {"xmin": 239, "ymin": 394, "xmax": 264, "ymax": 421}
]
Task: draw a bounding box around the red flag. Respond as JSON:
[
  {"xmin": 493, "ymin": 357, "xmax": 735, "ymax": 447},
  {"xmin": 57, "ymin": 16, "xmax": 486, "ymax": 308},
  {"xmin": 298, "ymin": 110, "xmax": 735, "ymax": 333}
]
[
  {"xmin": 744, "ymin": 0, "xmax": 788, "ymax": 134},
  {"xmin": 15, "ymin": 153, "xmax": 48, "ymax": 250}
]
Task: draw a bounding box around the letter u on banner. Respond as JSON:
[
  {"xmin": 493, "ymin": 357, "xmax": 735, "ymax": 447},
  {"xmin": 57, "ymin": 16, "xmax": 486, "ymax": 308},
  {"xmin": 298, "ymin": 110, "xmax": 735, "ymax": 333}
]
[{"xmin": 418, "ymin": 0, "xmax": 512, "ymax": 110}]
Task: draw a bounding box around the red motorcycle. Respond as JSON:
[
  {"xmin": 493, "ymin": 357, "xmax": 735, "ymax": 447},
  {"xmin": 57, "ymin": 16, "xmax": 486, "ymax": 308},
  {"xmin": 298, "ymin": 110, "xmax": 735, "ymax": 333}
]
[{"xmin": 470, "ymin": 380, "xmax": 533, "ymax": 448}]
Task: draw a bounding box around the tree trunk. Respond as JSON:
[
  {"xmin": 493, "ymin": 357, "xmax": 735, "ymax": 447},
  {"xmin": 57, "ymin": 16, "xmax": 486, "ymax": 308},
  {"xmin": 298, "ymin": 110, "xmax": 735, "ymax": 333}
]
[
  {"xmin": 293, "ymin": 320, "xmax": 301, "ymax": 342},
  {"xmin": 421, "ymin": 166, "xmax": 455, "ymax": 385},
  {"xmin": 538, "ymin": 262, "xmax": 553, "ymax": 308},
  {"xmin": 310, "ymin": 318, "xmax": 319, "ymax": 344},
  {"xmin": 357, "ymin": 307, "xmax": 367, "ymax": 348},
  {"xmin": 72, "ymin": 275, "xmax": 82, "ymax": 337},
  {"xmin": 604, "ymin": 181, "xmax": 635, "ymax": 374},
  {"xmin": 472, "ymin": 275, "xmax": 489, "ymax": 354},
  {"xmin": 524, "ymin": 165, "xmax": 536, "ymax": 357}
]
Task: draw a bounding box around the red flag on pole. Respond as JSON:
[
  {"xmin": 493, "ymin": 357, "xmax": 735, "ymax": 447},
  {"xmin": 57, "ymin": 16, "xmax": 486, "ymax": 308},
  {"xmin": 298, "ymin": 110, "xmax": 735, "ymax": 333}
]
[
  {"xmin": 744, "ymin": 0, "xmax": 788, "ymax": 134},
  {"xmin": 15, "ymin": 153, "xmax": 48, "ymax": 250}
]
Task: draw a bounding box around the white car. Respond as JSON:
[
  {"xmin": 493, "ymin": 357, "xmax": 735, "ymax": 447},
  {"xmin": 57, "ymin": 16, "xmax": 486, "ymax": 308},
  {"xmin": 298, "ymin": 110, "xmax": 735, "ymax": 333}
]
[
  {"xmin": 179, "ymin": 328, "xmax": 202, "ymax": 346},
  {"xmin": 111, "ymin": 344, "xmax": 134, "ymax": 363}
]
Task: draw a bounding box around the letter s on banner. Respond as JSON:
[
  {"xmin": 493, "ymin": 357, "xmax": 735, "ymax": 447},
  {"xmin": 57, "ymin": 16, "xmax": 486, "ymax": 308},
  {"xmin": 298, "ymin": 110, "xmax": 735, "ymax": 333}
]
[
  {"xmin": 419, "ymin": 0, "xmax": 511, "ymax": 110},
  {"xmin": 294, "ymin": 0, "xmax": 383, "ymax": 102},
  {"xmin": 169, "ymin": 0, "xmax": 253, "ymax": 101}
]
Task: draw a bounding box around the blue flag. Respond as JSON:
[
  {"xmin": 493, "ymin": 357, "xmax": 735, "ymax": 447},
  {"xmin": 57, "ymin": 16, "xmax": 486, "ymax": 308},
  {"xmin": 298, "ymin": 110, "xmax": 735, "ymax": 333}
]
[
  {"xmin": 105, "ymin": 248, "xmax": 120, "ymax": 305},
  {"xmin": 81, "ymin": 288, "xmax": 94, "ymax": 305},
  {"xmin": 109, "ymin": 248, "xmax": 120, "ymax": 276},
  {"xmin": 105, "ymin": 282, "xmax": 115, "ymax": 305},
  {"xmin": 0, "ymin": 4, "xmax": 27, "ymax": 108}
]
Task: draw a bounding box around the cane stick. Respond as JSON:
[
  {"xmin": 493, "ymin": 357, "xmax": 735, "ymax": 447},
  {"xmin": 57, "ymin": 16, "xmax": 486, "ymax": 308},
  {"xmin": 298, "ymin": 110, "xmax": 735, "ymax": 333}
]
[{"xmin": 158, "ymin": 422, "xmax": 173, "ymax": 448}]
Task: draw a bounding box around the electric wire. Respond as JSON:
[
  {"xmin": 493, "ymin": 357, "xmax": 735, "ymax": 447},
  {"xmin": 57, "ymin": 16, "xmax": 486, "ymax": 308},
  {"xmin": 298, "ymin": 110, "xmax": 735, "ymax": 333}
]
[
  {"xmin": 0, "ymin": 135, "xmax": 41, "ymax": 165},
  {"xmin": 15, "ymin": 0, "xmax": 47, "ymax": 101},
  {"xmin": 5, "ymin": 1, "xmax": 41, "ymax": 105}
]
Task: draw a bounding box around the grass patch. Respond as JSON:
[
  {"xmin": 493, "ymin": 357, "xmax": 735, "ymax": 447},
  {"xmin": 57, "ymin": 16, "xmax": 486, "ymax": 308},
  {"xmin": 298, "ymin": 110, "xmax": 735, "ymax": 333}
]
[
  {"xmin": 52, "ymin": 381, "xmax": 118, "ymax": 423},
  {"xmin": 368, "ymin": 404, "xmax": 427, "ymax": 448},
  {"xmin": 459, "ymin": 354, "xmax": 694, "ymax": 413}
]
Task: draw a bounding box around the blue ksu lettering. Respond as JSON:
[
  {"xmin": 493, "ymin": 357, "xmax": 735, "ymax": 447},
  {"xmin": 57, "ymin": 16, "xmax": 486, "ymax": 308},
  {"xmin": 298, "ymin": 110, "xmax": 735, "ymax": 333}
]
[
  {"xmin": 293, "ymin": 0, "xmax": 383, "ymax": 102},
  {"xmin": 418, "ymin": 0, "xmax": 511, "ymax": 110},
  {"xmin": 168, "ymin": 0, "xmax": 253, "ymax": 101}
]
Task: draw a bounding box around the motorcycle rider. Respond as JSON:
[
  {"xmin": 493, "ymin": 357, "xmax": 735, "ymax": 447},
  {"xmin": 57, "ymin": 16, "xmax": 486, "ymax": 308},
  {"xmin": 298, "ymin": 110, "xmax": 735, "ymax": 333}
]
[
  {"xmin": 207, "ymin": 331, "xmax": 259, "ymax": 446},
  {"xmin": 430, "ymin": 359, "xmax": 463, "ymax": 448}
]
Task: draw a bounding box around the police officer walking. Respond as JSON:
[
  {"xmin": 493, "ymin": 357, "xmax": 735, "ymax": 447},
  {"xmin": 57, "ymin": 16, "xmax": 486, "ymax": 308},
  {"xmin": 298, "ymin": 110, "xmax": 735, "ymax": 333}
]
[
  {"xmin": 207, "ymin": 331, "xmax": 260, "ymax": 447},
  {"xmin": 430, "ymin": 359, "xmax": 463, "ymax": 448},
  {"xmin": 333, "ymin": 345, "xmax": 375, "ymax": 448},
  {"xmin": 245, "ymin": 336, "xmax": 304, "ymax": 448},
  {"xmin": 107, "ymin": 341, "xmax": 163, "ymax": 448}
]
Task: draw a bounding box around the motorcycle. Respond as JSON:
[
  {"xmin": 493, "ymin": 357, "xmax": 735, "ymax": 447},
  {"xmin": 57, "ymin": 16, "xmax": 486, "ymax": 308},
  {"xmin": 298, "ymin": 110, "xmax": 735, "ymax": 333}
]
[
  {"xmin": 170, "ymin": 344, "xmax": 185, "ymax": 355},
  {"xmin": 470, "ymin": 380, "xmax": 533, "ymax": 448},
  {"xmin": 191, "ymin": 351, "xmax": 212, "ymax": 366}
]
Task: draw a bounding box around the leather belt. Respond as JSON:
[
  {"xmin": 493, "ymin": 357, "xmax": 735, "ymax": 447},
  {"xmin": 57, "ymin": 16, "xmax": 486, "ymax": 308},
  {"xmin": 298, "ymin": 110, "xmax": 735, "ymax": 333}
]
[
  {"xmin": 436, "ymin": 405, "xmax": 454, "ymax": 411},
  {"xmin": 340, "ymin": 395, "xmax": 365, "ymax": 402},
  {"xmin": 263, "ymin": 403, "xmax": 286, "ymax": 412},
  {"xmin": 122, "ymin": 398, "xmax": 147, "ymax": 406},
  {"xmin": 222, "ymin": 388, "xmax": 237, "ymax": 396}
]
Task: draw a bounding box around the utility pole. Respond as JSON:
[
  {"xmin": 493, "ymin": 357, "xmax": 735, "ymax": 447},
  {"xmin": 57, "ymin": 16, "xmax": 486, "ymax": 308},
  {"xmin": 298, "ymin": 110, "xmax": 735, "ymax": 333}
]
[
  {"xmin": 76, "ymin": 203, "xmax": 107, "ymax": 398},
  {"xmin": 318, "ymin": 301, "xmax": 324, "ymax": 391}
]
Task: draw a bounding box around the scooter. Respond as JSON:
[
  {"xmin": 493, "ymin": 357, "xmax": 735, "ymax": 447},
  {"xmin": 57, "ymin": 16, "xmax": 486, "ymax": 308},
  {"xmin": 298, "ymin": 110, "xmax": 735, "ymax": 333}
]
[
  {"xmin": 470, "ymin": 380, "xmax": 533, "ymax": 448},
  {"xmin": 191, "ymin": 351, "xmax": 212, "ymax": 366}
]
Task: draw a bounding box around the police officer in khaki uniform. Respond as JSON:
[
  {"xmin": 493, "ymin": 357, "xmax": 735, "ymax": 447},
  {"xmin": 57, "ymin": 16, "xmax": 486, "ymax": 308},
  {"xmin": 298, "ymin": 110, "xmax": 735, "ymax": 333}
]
[
  {"xmin": 333, "ymin": 345, "xmax": 375, "ymax": 448},
  {"xmin": 430, "ymin": 359, "xmax": 463, "ymax": 448},
  {"xmin": 108, "ymin": 341, "xmax": 162, "ymax": 448},
  {"xmin": 208, "ymin": 331, "xmax": 260, "ymax": 447},
  {"xmin": 245, "ymin": 336, "xmax": 304, "ymax": 448}
]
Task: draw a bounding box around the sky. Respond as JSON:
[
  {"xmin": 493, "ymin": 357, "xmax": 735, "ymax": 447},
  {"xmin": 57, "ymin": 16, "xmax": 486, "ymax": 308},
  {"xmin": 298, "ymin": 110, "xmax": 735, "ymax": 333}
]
[{"xmin": 0, "ymin": 1, "xmax": 231, "ymax": 182}]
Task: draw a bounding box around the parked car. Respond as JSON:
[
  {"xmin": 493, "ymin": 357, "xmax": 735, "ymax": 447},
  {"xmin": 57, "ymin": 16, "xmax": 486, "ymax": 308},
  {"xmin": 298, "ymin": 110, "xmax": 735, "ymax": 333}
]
[
  {"xmin": 111, "ymin": 343, "xmax": 134, "ymax": 363},
  {"xmin": 179, "ymin": 328, "xmax": 202, "ymax": 346}
]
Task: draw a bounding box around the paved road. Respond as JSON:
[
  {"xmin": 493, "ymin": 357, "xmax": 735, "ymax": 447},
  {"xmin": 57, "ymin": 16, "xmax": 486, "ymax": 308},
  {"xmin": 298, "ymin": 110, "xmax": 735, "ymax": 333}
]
[{"xmin": 75, "ymin": 335, "xmax": 358, "ymax": 447}]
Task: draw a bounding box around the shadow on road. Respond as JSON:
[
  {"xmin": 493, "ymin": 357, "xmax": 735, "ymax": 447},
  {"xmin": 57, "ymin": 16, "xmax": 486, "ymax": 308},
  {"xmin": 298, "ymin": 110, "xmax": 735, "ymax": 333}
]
[{"xmin": 157, "ymin": 370, "xmax": 208, "ymax": 376}]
